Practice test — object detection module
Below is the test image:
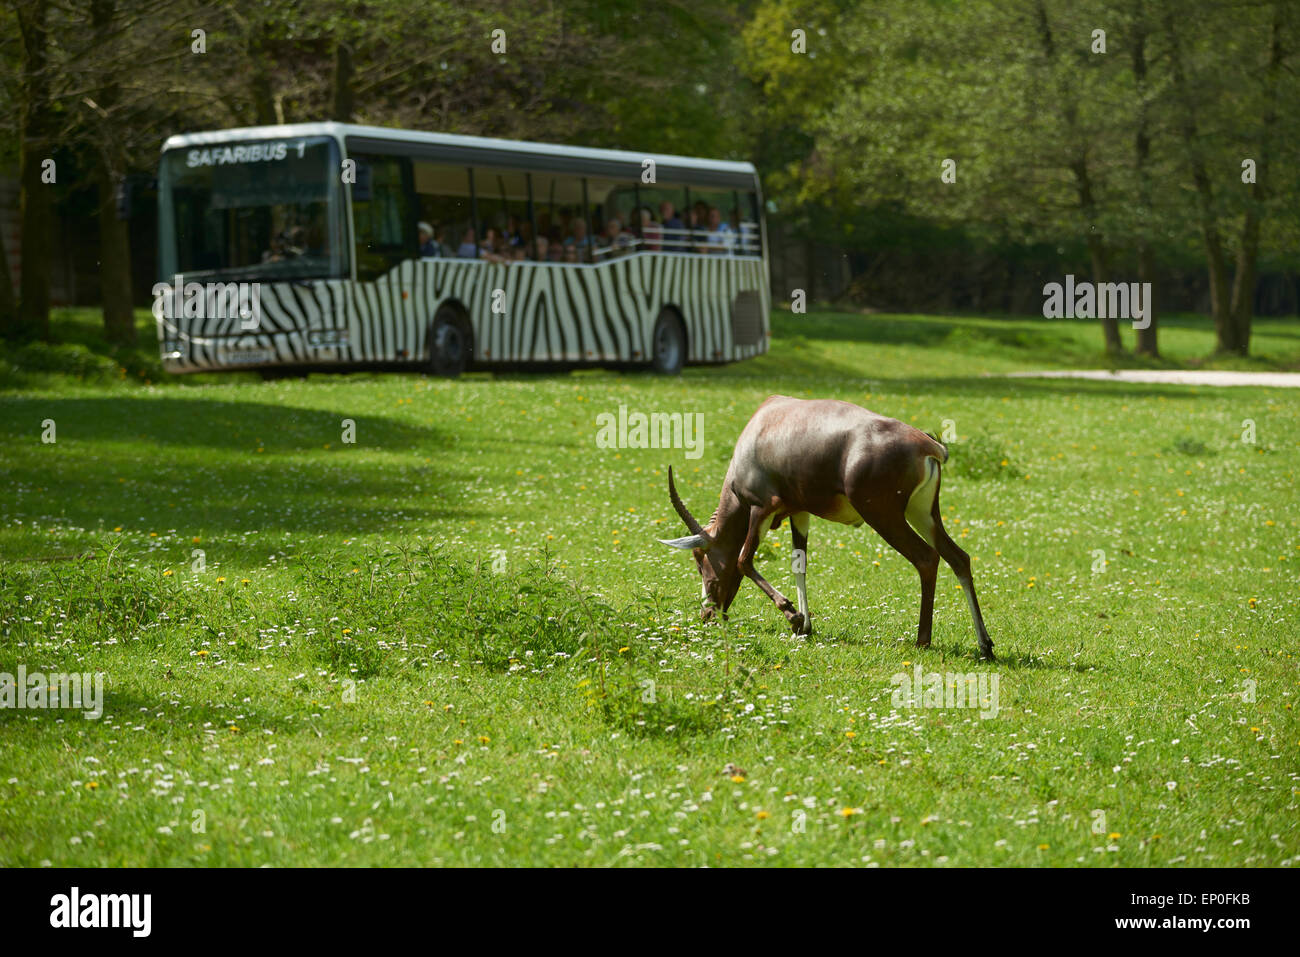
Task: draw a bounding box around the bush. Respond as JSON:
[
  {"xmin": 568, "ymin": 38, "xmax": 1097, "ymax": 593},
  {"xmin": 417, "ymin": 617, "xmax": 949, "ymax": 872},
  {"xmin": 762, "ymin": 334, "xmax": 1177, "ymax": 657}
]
[
  {"xmin": 946, "ymin": 433, "xmax": 1023, "ymax": 481},
  {"xmin": 3, "ymin": 341, "xmax": 121, "ymax": 381}
]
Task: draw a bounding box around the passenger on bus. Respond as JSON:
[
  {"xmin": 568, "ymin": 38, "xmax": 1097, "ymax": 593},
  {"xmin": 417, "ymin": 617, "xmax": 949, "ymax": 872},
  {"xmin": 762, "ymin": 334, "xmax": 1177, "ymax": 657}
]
[
  {"xmin": 565, "ymin": 219, "xmax": 591, "ymax": 254},
  {"xmin": 658, "ymin": 201, "xmax": 684, "ymax": 252},
  {"xmin": 457, "ymin": 228, "xmax": 480, "ymax": 259},
  {"xmin": 418, "ymin": 221, "xmax": 439, "ymax": 257},
  {"xmin": 704, "ymin": 206, "xmax": 736, "ymax": 255},
  {"xmin": 638, "ymin": 207, "xmax": 660, "ymax": 250},
  {"xmin": 688, "ymin": 202, "xmax": 710, "ymax": 252},
  {"xmin": 436, "ymin": 226, "xmax": 456, "ymax": 257},
  {"xmin": 505, "ymin": 216, "xmax": 525, "ymax": 248},
  {"xmin": 562, "ymin": 244, "xmax": 579, "ymax": 264},
  {"xmin": 482, "ymin": 228, "xmax": 510, "ymax": 263},
  {"xmin": 262, "ymin": 234, "xmax": 285, "ymax": 263},
  {"xmin": 598, "ymin": 217, "xmax": 635, "ymax": 258}
]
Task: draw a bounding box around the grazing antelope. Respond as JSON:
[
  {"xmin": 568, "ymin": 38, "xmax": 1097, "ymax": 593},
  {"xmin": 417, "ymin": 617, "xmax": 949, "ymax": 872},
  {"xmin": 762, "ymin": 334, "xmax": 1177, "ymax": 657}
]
[{"xmin": 660, "ymin": 396, "xmax": 994, "ymax": 658}]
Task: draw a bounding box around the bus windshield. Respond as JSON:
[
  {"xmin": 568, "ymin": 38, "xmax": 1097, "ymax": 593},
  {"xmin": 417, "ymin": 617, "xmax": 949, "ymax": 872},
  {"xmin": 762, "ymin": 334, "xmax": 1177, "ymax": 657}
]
[{"xmin": 159, "ymin": 135, "xmax": 347, "ymax": 281}]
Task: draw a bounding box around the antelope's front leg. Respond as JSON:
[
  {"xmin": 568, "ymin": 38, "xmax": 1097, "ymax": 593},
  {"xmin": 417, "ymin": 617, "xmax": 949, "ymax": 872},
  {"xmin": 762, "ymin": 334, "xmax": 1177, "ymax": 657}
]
[
  {"xmin": 738, "ymin": 505, "xmax": 805, "ymax": 634},
  {"xmin": 790, "ymin": 512, "xmax": 812, "ymax": 637}
]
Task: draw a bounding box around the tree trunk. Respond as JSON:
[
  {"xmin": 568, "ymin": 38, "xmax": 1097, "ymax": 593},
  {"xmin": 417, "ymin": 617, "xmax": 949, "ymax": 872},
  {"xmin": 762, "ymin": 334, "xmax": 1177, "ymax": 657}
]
[
  {"xmin": 1074, "ymin": 160, "xmax": 1122, "ymax": 354},
  {"xmin": 0, "ymin": 218, "xmax": 16, "ymax": 337},
  {"xmin": 332, "ymin": 42, "xmax": 355, "ymax": 121},
  {"xmin": 1037, "ymin": 0, "xmax": 1121, "ymax": 354},
  {"xmin": 1135, "ymin": 244, "xmax": 1158, "ymax": 356},
  {"xmin": 248, "ymin": 27, "xmax": 277, "ymax": 125},
  {"xmin": 97, "ymin": 170, "xmax": 136, "ymax": 345},
  {"xmin": 91, "ymin": 0, "xmax": 136, "ymax": 346},
  {"xmin": 1132, "ymin": 5, "xmax": 1158, "ymax": 357},
  {"xmin": 16, "ymin": 0, "xmax": 53, "ymax": 342},
  {"xmin": 1227, "ymin": 2, "xmax": 1284, "ymax": 357},
  {"xmin": 1164, "ymin": 2, "xmax": 1233, "ymax": 354}
]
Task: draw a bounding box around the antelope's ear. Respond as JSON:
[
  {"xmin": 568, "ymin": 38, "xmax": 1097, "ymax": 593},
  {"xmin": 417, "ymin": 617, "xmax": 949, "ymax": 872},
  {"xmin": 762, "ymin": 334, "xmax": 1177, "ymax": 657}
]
[{"xmin": 658, "ymin": 534, "xmax": 710, "ymax": 551}]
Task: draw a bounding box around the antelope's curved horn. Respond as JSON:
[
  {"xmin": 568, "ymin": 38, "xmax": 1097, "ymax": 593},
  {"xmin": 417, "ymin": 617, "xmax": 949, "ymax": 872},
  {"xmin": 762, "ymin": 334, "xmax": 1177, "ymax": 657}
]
[{"xmin": 667, "ymin": 466, "xmax": 713, "ymax": 549}]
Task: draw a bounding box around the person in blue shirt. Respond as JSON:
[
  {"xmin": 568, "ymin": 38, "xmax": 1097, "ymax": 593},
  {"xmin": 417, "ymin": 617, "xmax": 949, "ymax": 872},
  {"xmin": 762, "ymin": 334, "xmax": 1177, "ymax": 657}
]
[
  {"xmin": 418, "ymin": 221, "xmax": 439, "ymax": 257},
  {"xmin": 703, "ymin": 206, "xmax": 735, "ymax": 255}
]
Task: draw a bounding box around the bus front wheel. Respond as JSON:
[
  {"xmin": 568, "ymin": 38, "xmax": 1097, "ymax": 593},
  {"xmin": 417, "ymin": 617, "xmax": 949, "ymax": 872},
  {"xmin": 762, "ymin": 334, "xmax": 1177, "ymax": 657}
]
[
  {"xmin": 429, "ymin": 307, "xmax": 471, "ymax": 378},
  {"xmin": 650, "ymin": 311, "xmax": 686, "ymax": 375}
]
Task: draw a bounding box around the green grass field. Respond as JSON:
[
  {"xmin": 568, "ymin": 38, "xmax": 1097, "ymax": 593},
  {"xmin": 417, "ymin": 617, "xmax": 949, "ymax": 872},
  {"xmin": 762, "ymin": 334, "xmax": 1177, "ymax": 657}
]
[{"xmin": 1, "ymin": 308, "xmax": 1297, "ymax": 866}]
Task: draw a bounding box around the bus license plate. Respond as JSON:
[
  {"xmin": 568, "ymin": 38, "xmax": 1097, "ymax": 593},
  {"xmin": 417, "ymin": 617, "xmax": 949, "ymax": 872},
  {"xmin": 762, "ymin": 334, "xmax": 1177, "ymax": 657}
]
[{"xmin": 225, "ymin": 348, "xmax": 275, "ymax": 365}]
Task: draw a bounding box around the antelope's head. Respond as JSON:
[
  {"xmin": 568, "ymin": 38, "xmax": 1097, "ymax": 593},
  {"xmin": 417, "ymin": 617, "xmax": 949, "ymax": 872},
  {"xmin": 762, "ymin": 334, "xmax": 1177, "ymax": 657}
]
[{"xmin": 658, "ymin": 466, "xmax": 743, "ymax": 619}]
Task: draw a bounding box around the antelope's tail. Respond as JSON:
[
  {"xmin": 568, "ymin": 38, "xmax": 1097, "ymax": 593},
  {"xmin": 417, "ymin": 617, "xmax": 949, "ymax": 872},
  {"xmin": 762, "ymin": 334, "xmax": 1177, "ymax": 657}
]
[{"xmin": 921, "ymin": 430, "xmax": 949, "ymax": 464}]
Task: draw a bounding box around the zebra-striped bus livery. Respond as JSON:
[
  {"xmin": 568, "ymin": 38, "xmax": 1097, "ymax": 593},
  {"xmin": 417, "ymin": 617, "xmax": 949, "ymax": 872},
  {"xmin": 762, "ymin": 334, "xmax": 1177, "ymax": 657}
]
[
  {"xmin": 157, "ymin": 122, "xmax": 770, "ymax": 375},
  {"xmin": 159, "ymin": 253, "xmax": 769, "ymax": 372}
]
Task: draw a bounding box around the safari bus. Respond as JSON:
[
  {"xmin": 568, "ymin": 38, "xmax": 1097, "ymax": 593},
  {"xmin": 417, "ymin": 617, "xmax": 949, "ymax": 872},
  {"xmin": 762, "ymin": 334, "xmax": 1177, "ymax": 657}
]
[{"xmin": 155, "ymin": 122, "xmax": 770, "ymax": 376}]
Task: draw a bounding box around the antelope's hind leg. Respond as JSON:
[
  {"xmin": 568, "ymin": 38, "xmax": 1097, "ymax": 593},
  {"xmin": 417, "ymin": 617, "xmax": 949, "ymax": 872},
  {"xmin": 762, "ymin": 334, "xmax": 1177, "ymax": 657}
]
[
  {"xmin": 853, "ymin": 460, "xmax": 942, "ymax": 649},
  {"xmin": 930, "ymin": 496, "xmax": 994, "ymax": 659},
  {"xmin": 904, "ymin": 456, "xmax": 995, "ymax": 659}
]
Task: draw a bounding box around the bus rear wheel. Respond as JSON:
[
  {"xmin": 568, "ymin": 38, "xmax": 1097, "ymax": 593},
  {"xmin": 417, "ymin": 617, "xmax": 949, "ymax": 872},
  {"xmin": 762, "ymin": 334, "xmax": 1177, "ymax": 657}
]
[
  {"xmin": 429, "ymin": 306, "xmax": 471, "ymax": 378},
  {"xmin": 650, "ymin": 310, "xmax": 686, "ymax": 375}
]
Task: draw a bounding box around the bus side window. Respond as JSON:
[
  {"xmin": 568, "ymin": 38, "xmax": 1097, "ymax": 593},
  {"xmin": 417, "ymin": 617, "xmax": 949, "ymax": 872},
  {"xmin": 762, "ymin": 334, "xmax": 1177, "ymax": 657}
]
[
  {"xmin": 351, "ymin": 153, "xmax": 415, "ymax": 281},
  {"xmin": 740, "ymin": 191, "xmax": 762, "ymax": 256},
  {"xmin": 413, "ymin": 162, "xmax": 472, "ymax": 259}
]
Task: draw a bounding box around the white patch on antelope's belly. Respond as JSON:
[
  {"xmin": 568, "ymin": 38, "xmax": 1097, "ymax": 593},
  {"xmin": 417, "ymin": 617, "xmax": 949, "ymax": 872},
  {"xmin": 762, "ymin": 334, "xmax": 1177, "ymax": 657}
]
[{"xmin": 817, "ymin": 495, "xmax": 864, "ymax": 527}]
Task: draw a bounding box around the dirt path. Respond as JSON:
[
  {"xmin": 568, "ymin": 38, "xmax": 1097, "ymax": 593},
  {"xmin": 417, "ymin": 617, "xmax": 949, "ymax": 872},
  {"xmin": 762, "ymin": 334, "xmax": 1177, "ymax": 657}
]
[{"xmin": 1000, "ymin": 370, "xmax": 1300, "ymax": 388}]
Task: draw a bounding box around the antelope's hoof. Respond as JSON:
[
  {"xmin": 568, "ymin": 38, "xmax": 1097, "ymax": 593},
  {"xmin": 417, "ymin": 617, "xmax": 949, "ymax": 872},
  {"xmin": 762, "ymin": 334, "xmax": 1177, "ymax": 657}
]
[
  {"xmin": 979, "ymin": 641, "xmax": 995, "ymax": 661},
  {"xmin": 915, "ymin": 635, "xmax": 932, "ymax": 649},
  {"xmin": 701, "ymin": 606, "xmax": 717, "ymax": 623}
]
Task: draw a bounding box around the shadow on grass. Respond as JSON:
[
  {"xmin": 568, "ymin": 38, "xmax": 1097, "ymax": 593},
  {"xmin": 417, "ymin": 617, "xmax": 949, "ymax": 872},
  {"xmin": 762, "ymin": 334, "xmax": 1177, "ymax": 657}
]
[
  {"xmin": 927, "ymin": 640, "xmax": 1101, "ymax": 672},
  {"xmin": 0, "ymin": 394, "xmax": 446, "ymax": 451},
  {"xmin": 0, "ymin": 684, "xmax": 333, "ymax": 741},
  {"xmin": 773, "ymin": 311, "xmax": 1098, "ymax": 357},
  {"xmin": 0, "ymin": 395, "xmax": 487, "ymax": 538},
  {"xmin": 906, "ymin": 374, "xmax": 1290, "ymax": 401}
]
